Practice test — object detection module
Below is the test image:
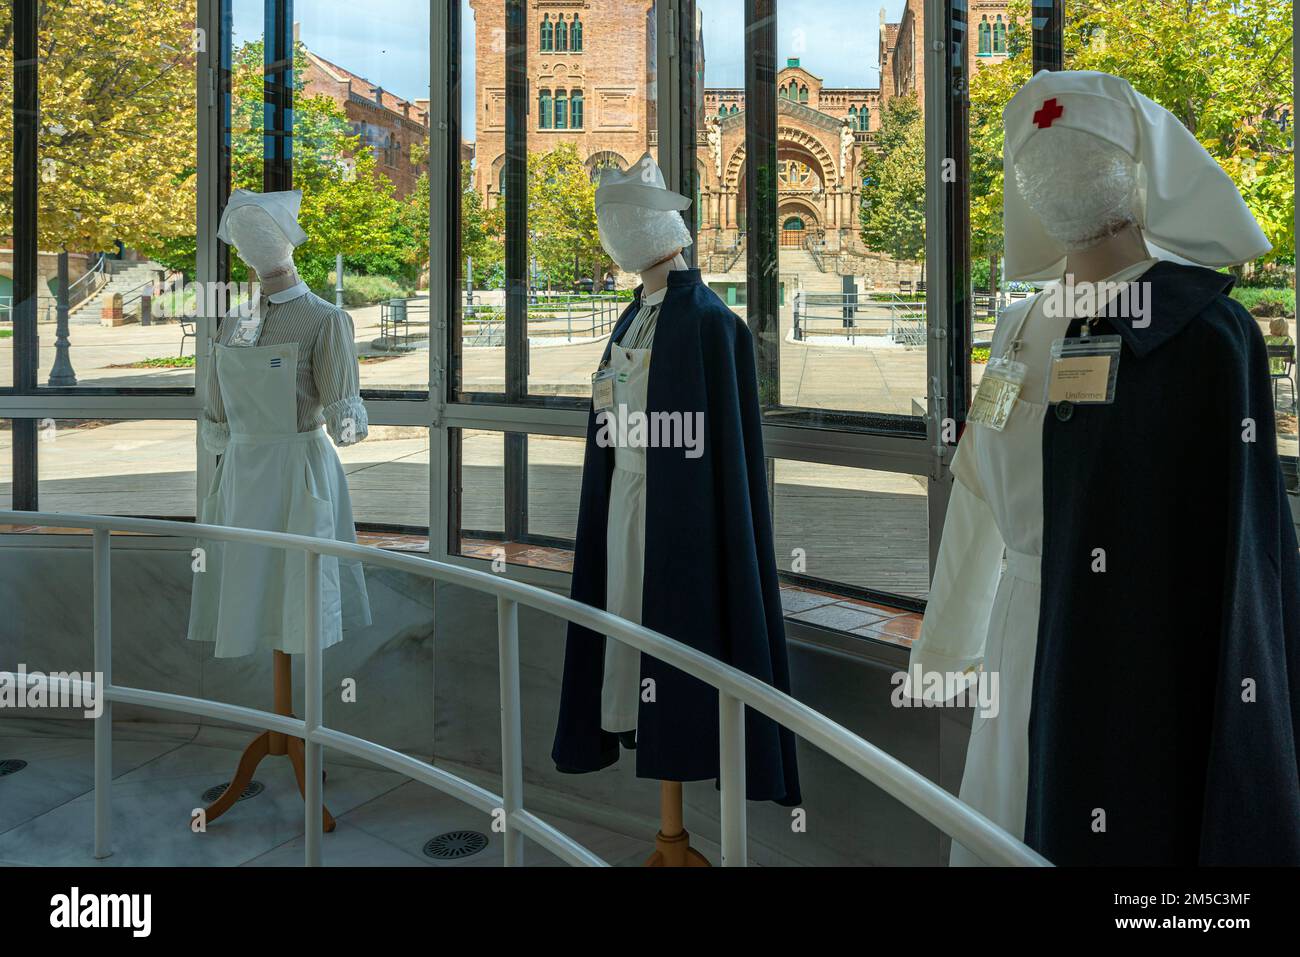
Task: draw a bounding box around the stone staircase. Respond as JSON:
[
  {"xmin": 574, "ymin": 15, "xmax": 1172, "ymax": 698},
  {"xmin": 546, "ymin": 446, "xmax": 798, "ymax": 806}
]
[
  {"xmin": 780, "ymin": 248, "xmax": 852, "ymax": 296},
  {"xmin": 69, "ymin": 261, "xmax": 164, "ymax": 325}
]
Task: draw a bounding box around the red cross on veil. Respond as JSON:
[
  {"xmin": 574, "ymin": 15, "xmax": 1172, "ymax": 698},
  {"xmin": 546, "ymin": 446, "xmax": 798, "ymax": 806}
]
[{"xmin": 1033, "ymin": 97, "xmax": 1065, "ymax": 129}]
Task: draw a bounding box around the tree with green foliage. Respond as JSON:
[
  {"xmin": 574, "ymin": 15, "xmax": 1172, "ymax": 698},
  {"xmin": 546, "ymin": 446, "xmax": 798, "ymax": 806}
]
[
  {"xmin": 858, "ymin": 95, "xmax": 927, "ymax": 264},
  {"xmin": 461, "ymin": 164, "xmax": 504, "ymax": 289},
  {"xmin": 969, "ymin": 0, "xmax": 1294, "ymax": 281},
  {"xmin": 223, "ymin": 40, "xmax": 416, "ymax": 289},
  {"xmin": 527, "ymin": 143, "xmax": 611, "ymax": 289},
  {"xmin": 0, "ymin": 0, "xmax": 196, "ymax": 255}
]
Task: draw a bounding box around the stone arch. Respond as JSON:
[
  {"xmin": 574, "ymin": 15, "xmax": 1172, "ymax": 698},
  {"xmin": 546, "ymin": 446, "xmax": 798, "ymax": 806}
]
[
  {"xmin": 723, "ymin": 143, "xmax": 747, "ymax": 191},
  {"xmin": 723, "ymin": 125, "xmax": 838, "ymax": 192},
  {"xmin": 776, "ymin": 125, "xmax": 837, "ymax": 186}
]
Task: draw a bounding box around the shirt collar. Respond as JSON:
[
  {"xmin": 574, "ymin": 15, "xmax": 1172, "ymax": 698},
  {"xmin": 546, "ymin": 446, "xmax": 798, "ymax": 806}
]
[{"xmin": 267, "ymin": 281, "xmax": 309, "ymax": 304}]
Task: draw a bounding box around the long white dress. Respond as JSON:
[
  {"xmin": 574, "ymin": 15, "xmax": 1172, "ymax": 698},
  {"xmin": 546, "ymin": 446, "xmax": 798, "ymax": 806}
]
[
  {"xmin": 909, "ymin": 260, "xmax": 1154, "ymax": 865},
  {"xmin": 600, "ymin": 284, "xmax": 667, "ymax": 733}
]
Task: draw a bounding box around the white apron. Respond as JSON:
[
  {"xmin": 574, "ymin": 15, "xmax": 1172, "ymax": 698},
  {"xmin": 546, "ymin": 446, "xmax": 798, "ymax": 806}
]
[
  {"xmin": 188, "ymin": 342, "xmax": 370, "ymax": 658},
  {"xmin": 600, "ymin": 341, "xmax": 653, "ymax": 733}
]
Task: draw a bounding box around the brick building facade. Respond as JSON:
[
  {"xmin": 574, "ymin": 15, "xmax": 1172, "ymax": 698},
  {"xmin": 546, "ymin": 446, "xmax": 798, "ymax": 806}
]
[
  {"xmin": 301, "ymin": 47, "xmax": 431, "ymax": 199},
  {"xmin": 466, "ymin": 0, "xmax": 1012, "ymax": 275}
]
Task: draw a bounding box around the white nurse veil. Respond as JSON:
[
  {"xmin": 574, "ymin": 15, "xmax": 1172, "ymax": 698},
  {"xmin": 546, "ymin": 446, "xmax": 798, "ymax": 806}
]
[{"xmin": 1002, "ymin": 70, "xmax": 1271, "ymax": 281}]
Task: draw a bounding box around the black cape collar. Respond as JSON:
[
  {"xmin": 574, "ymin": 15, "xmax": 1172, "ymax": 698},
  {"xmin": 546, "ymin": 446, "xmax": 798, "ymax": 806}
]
[
  {"xmin": 630, "ymin": 267, "xmax": 703, "ymax": 304},
  {"xmin": 1099, "ymin": 259, "xmax": 1235, "ymax": 358}
]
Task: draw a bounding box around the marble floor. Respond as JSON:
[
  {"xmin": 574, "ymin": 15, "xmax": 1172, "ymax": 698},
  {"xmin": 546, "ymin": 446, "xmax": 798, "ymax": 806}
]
[{"xmin": 0, "ymin": 719, "xmax": 664, "ymax": 868}]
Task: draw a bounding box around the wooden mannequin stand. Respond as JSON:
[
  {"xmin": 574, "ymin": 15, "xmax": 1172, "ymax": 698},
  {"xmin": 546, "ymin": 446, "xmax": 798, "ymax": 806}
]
[
  {"xmin": 644, "ymin": 781, "xmax": 710, "ymax": 866},
  {"xmin": 203, "ymin": 650, "xmax": 335, "ymax": 831}
]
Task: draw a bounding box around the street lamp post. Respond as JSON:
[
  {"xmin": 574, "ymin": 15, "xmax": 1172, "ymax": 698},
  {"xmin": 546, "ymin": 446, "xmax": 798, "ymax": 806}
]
[{"xmin": 47, "ymin": 248, "xmax": 77, "ymax": 386}]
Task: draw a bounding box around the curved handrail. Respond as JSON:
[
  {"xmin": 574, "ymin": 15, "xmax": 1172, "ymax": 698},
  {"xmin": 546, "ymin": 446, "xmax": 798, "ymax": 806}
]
[{"xmin": 0, "ymin": 509, "xmax": 1050, "ymax": 867}]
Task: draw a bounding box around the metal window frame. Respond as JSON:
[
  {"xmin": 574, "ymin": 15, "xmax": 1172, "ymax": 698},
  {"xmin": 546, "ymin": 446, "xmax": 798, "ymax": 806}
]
[
  {"xmin": 432, "ymin": 0, "xmax": 975, "ymax": 603},
  {"xmin": 2, "ymin": 1, "xmax": 1293, "ymax": 614},
  {"xmin": 0, "ymin": 0, "xmax": 967, "ymax": 603}
]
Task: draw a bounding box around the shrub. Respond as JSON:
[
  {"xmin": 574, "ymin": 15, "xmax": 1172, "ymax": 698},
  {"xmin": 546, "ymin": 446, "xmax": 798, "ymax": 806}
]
[
  {"xmin": 1231, "ymin": 286, "xmax": 1295, "ymax": 318},
  {"xmin": 311, "ymin": 273, "xmax": 417, "ymax": 307}
]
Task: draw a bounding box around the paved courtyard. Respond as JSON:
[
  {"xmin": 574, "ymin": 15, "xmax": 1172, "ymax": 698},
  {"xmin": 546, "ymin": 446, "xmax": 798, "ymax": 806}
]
[{"xmin": 1, "ymin": 286, "xmax": 1295, "ymax": 602}]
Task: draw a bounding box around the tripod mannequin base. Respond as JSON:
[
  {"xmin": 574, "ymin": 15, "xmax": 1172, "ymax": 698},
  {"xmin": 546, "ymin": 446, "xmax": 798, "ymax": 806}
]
[{"xmin": 200, "ymin": 651, "xmax": 335, "ymax": 832}]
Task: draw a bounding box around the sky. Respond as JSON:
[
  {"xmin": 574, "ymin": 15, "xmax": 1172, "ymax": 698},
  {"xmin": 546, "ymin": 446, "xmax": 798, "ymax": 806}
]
[{"xmin": 230, "ymin": 0, "xmax": 908, "ymax": 138}]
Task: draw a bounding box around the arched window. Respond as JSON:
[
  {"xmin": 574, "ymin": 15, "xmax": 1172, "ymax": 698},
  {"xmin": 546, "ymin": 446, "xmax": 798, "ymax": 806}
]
[
  {"xmin": 718, "ymin": 105, "xmax": 728, "ymax": 120},
  {"xmin": 498, "ymin": 165, "xmax": 507, "ymax": 198},
  {"xmin": 538, "ymin": 89, "xmax": 552, "ymax": 129},
  {"xmin": 587, "ymin": 151, "xmax": 624, "ymax": 181},
  {"xmin": 554, "ymin": 89, "xmax": 568, "ymax": 129},
  {"xmin": 540, "ymin": 15, "xmax": 553, "ymax": 52},
  {"xmin": 571, "ymin": 89, "xmax": 584, "ymax": 129},
  {"xmin": 555, "ymin": 15, "xmax": 568, "ymax": 52},
  {"xmin": 978, "ymin": 18, "xmax": 991, "ymax": 55},
  {"xmin": 860, "ymin": 107, "xmax": 870, "ymax": 131},
  {"xmin": 799, "ymin": 84, "xmax": 808, "ymax": 103},
  {"xmin": 572, "ymin": 15, "xmax": 583, "ymax": 51},
  {"xmin": 730, "ymin": 104, "xmax": 739, "ymax": 115},
  {"xmin": 783, "ymin": 216, "xmax": 805, "ymax": 230},
  {"xmin": 993, "ymin": 15, "xmax": 1006, "ymax": 54}
]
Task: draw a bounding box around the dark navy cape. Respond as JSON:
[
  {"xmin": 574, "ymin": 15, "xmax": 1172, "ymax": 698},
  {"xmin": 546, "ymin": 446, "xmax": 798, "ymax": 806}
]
[
  {"xmin": 551, "ymin": 268, "xmax": 801, "ymax": 806},
  {"xmin": 1026, "ymin": 260, "xmax": 1300, "ymax": 864}
]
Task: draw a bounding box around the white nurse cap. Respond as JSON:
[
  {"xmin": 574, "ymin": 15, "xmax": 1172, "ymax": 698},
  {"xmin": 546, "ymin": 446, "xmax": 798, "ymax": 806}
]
[{"xmin": 1002, "ymin": 70, "xmax": 1271, "ymax": 281}]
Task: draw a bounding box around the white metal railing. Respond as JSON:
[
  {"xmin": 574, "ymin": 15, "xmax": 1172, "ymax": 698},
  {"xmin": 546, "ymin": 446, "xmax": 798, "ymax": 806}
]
[{"xmin": 0, "ymin": 509, "xmax": 1050, "ymax": 868}]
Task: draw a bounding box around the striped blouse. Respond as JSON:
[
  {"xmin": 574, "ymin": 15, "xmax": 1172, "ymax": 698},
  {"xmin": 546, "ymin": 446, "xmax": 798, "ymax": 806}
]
[
  {"xmin": 617, "ymin": 284, "xmax": 668, "ymax": 350},
  {"xmin": 200, "ymin": 288, "xmax": 368, "ymax": 453}
]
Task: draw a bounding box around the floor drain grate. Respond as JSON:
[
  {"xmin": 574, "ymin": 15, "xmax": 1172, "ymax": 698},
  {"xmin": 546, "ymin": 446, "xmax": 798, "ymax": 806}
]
[
  {"xmin": 201, "ymin": 780, "xmax": 265, "ymax": 804},
  {"xmin": 0, "ymin": 759, "xmax": 28, "ymax": 777},
  {"xmin": 423, "ymin": 830, "xmax": 490, "ymax": 861}
]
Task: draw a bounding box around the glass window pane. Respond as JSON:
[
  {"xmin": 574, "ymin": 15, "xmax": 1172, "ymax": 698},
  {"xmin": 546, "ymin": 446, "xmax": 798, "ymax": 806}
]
[
  {"xmin": 1056, "ymin": 0, "xmax": 1296, "ymax": 456},
  {"xmin": 452, "ymin": 427, "xmax": 582, "ymax": 570},
  {"xmin": 227, "ymin": 2, "xmax": 432, "ymax": 394},
  {"xmin": 456, "ymin": 0, "xmax": 506, "ymax": 395},
  {"xmin": 746, "ymin": 0, "xmax": 928, "ymax": 419},
  {"xmin": 37, "ymin": 419, "xmax": 196, "ymax": 518},
  {"xmin": 772, "ymin": 458, "xmax": 929, "ymax": 600},
  {"xmin": 341, "ymin": 425, "xmax": 430, "ymax": 531},
  {"xmin": 36, "ymin": 2, "xmax": 199, "ymax": 389},
  {"xmin": 456, "ymin": 2, "xmax": 658, "ymax": 402},
  {"xmin": 968, "ymin": 5, "xmax": 1028, "ymax": 418}
]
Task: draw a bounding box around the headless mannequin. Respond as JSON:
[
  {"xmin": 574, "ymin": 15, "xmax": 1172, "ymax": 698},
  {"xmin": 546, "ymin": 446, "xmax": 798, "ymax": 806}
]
[{"xmin": 202, "ymin": 202, "xmax": 334, "ymax": 833}]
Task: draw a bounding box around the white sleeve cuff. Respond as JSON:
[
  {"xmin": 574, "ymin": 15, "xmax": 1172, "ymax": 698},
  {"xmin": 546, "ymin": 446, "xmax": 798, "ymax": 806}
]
[
  {"xmin": 200, "ymin": 416, "xmax": 230, "ymax": 455},
  {"xmin": 323, "ymin": 396, "xmax": 368, "ymax": 446}
]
